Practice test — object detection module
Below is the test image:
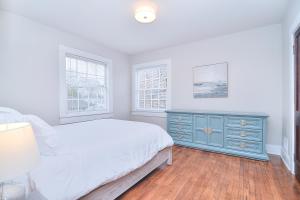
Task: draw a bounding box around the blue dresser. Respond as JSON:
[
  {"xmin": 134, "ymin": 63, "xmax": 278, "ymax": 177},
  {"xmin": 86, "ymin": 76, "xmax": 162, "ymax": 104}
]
[{"xmin": 166, "ymin": 110, "xmax": 269, "ymax": 160}]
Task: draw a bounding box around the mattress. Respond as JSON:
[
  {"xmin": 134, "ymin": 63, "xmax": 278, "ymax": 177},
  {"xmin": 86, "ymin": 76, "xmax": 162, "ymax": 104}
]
[{"xmin": 30, "ymin": 119, "xmax": 173, "ymax": 200}]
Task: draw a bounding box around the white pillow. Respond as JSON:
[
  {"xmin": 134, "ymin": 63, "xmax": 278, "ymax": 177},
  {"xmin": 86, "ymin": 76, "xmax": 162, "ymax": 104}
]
[
  {"xmin": 24, "ymin": 115, "xmax": 60, "ymax": 156},
  {"xmin": 0, "ymin": 112, "xmax": 59, "ymax": 156},
  {"xmin": 0, "ymin": 112, "xmax": 25, "ymax": 123},
  {"xmin": 0, "ymin": 107, "xmax": 22, "ymax": 115}
]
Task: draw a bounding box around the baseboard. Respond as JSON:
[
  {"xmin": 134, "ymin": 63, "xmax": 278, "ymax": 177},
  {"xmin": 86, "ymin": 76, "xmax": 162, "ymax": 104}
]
[
  {"xmin": 266, "ymin": 145, "xmax": 294, "ymax": 173},
  {"xmin": 281, "ymin": 148, "xmax": 294, "ymax": 174},
  {"xmin": 266, "ymin": 144, "xmax": 281, "ymax": 155},
  {"xmin": 281, "ymin": 149, "xmax": 291, "ymax": 171}
]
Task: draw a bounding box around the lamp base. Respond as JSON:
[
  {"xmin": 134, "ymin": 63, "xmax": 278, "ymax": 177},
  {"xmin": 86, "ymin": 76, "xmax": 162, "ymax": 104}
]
[{"xmin": 1, "ymin": 182, "xmax": 25, "ymax": 200}]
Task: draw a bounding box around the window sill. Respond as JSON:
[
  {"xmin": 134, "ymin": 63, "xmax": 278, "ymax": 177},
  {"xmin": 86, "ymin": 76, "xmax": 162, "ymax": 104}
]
[
  {"xmin": 60, "ymin": 112, "xmax": 114, "ymax": 124},
  {"xmin": 131, "ymin": 111, "xmax": 166, "ymax": 118}
]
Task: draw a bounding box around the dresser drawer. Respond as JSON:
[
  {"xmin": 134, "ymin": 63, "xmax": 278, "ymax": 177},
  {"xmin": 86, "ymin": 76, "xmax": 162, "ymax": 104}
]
[
  {"xmin": 168, "ymin": 114, "xmax": 192, "ymax": 124},
  {"xmin": 225, "ymin": 116, "xmax": 263, "ymax": 130},
  {"xmin": 225, "ymin": 128, "xmax": 262, "ymax": 141},
  {"xmin": 169, "ymin": 131, "xmax": 192, "ymax": 142},
  {"xmin": 225, "ymin": 138, "xmax": 262, "ymax": 154},
  {"xmin": 169, "ymin": 123, "xmax": 192, "ymax": 133}
]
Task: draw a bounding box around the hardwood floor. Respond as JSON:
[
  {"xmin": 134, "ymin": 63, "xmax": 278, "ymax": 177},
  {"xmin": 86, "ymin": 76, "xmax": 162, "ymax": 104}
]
[{"xmin": 119, "ymin": 146, "xmax": 300, "ymax": 200}]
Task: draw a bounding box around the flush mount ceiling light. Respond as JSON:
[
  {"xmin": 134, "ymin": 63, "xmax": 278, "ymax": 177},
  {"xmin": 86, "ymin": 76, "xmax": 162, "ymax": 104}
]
[{"xmin": 135, "ymin": 5, "xmax": 156, "ymax": 23}]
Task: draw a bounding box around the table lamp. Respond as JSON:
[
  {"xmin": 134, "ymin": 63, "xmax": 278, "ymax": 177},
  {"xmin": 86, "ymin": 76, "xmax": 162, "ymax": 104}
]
[{"xmin": 0, "ymin": 123, "xmax": 40, "ymax": 200}]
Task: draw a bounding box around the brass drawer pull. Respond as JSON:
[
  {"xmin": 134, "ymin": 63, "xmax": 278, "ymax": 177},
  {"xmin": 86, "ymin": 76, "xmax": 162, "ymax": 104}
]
[
  {"xmin": 240, "ymin": 120, "xmax": 247, "ymax": 126},
  {"xmin": 240, "ymin": 142, "xmax": 246, "ymax": 148},
  {"xmin": 202, "ymin": 128, "xmax": 213, "ymax": 134},
  {"xmin": 240, "ymin": 131, "xmax": 247, "ymax": 137}
]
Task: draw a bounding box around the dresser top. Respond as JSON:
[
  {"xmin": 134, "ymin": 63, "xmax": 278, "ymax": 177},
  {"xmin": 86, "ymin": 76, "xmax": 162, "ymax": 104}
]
[{"xmin": 165, "ymin": 109, "xmax": 269, "ymax": 117}]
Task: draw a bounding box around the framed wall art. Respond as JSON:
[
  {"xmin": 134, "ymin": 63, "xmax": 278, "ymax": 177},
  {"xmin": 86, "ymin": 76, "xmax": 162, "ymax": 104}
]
[{"xmin": 193, "ymin": 62, "xmax": 228, "ymax": 98}]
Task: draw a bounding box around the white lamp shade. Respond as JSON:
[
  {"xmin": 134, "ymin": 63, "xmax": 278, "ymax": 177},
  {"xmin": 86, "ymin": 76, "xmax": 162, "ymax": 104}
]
[{"xmin": 0, "ymin": 123, "xmax": 40, "ymax": 182}]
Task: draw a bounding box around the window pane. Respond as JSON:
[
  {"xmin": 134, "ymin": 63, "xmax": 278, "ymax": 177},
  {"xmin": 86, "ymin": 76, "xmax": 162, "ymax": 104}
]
[
  {"xmin": 145, "ymin": 90, "xmax": 151, "ymax": 100},
  {"xmin": 89, "ymin": 98, "xmax": 102, "ymax": 111},
  {"xmin": 66, "ymin": 57, "xmax": 71, "ymax": 71},
  {"xmin": 96, "ymin": 76, "xmax": 105, "ymax": 86},
  {"xmin": 79, "ymin": 99, "xmax": 88, "ymax": 111},
  {"xmin": 139, "ymin": 90, "xmax": 145, "ymax": 99},
  {"xmin": 159, "ymin": 100, "xmax": 166, "ymax": 109},
  {"xmin": 96, "ymin": 65, "xmax": 105, "ymax": 76},
  {"xmin": 67, "ymin": 87, "xmax": 78, "ymax": 99},
  {"xmin": 78, "ymin": 73, "xmax": 87, "ymax": 87},
  {"xmin": 139, "ymin": 80, "xmax": 145, "ymax": 89},
  {"xmin": 78, "ymin": 60, "xmax": 87, "ymax": 74},
  {"xmin": 97, "ymin": 88, "xmax": 106, "ymax": 107},
  {"xmin": 159, "ymin": 89, "xmax": 167, "ymax": 99},
  {"xmin": 145, "ymin": 100, "xmax": 151, "ymax": 109},
  {"xmin": 88, "ymin": 62, "xmax": 97, "ymax": 75},
  {"xmin": 78, "ymin": 87, "xmax": 88, "ymax": 99},
  {"xmin": 70, "ymin": 58, "xmax": 77, "ymax": 72},
  {"xmin": 139, "ymin": 100, "xmax": 145, "ymax": 109},
  {"xmin": 160, "ymin": 78, "xmax": 167, "ymax": 88},
  {"xmin": 141, "ymin": 71, "xmax": 146, "ymax": 80},
  {"xmin": 146, "ymin": 79, "xmax": 151, "ymax": 89},
  {"xmin": 87, "ymin": 75, "xmax": 98, "ymax": 87},
  {"xmin": 152, "ymin": 100, "xmax": 159, "ymax": 109},
  {"xmin": 152, "ymin": 89, "xmax": 159, "ymax": 99},
  {"xmin": 67, "ymin": 100, "xmax": 78, "ymax": 112},
  {"xmin": 153, "ymin": 79, "xmax": 159, "ymax": 88},
  {"xmin": 67, "ymin": 100, "xmax": 73, "ymax": 111},
  {"xmin": 66, "ymin": 71, "xmax": 77, "ymax": 86},
  {"xmin": 160, "ymin": 68, "xmax": 167, "ymax": 79},
  {"xmin": 67, "ymin": 87, "xmax": 73, "ymax": 99},
  {"xmin": 153, "ymin": 68, "xmax": 159, "ymax": 79},
  {"xmin": 145, "ymin": 70, "xmax": 152, "ymax": 80},
  {"xmin": 90, "ymin": 88, "xmax": 98, "ymax": 99}
]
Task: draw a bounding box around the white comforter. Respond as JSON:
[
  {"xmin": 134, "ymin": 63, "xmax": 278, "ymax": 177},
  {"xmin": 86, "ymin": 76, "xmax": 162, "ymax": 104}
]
[{"xmin": 30, "ymin": 119, "xmax": 173, "ymax": 200}]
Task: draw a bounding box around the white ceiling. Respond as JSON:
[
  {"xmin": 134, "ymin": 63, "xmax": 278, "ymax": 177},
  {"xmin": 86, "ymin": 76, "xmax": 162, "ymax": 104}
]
[{"xmin": 0, "ymin": 0, "xmax": 289, "ymax": 55}]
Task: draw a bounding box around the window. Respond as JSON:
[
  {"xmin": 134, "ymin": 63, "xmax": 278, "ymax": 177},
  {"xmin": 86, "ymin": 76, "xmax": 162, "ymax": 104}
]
[
  {"xmin": 65, "ymin": 55, "xmax": 107, "ymax": 113},
  {"xmin": 59, "ymin": 46, "xmax": 113, "ymax": 123},
  {"xmin": 132, "ymin": 60, "xmax": 171, "ymax": 117}
]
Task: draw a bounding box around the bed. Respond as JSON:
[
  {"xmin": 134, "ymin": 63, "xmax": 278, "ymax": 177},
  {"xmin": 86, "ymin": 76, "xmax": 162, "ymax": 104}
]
[{"xmin": 0, "ymin": 108, "xmax": 173, "ymax": 200}]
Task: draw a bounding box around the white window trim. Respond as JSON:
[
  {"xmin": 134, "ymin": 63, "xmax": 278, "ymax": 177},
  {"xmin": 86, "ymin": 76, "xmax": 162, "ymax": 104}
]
[
  {"xmin": 59, "ymin": 45, "xmax": 113, "ymax": 124},
  {"xmin": 131, "ymin": 59, "xmax": 172, "ymax": 118}
]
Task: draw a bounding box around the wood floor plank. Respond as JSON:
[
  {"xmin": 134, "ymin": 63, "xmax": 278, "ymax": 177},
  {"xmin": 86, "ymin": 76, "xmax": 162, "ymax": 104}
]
[{"xmin": 119, "ymin": 146, "xmax": 300, "ymax": 200}]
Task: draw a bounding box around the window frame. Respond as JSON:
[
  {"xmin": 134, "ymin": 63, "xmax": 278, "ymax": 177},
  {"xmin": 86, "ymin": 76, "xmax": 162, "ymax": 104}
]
[
  {"xmin": 131, "ymin": 59, "xmax": 172, "ymax": 118},
  {"xmin": 59, "ymin": 45, "xmax": 113, "ymax": 124}
]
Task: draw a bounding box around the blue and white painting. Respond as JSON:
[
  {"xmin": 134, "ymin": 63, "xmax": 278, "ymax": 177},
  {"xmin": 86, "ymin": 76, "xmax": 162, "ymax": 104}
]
[{"xmin": 193, "ymin": 63, "xmax": 228, "ymax": 98}]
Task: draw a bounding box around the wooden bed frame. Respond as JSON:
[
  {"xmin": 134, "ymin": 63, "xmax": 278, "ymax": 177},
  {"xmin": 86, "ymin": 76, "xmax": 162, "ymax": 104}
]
[{"xmin": 79, "ymin": 146, "xmax": 172, "ymax": 200}]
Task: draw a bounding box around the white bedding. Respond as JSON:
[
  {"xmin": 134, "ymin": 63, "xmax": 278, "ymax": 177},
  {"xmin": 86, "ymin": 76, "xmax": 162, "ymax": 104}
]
[{"xmin": 30, "ymin": 119, "xmax": 173, "ymax": 200}]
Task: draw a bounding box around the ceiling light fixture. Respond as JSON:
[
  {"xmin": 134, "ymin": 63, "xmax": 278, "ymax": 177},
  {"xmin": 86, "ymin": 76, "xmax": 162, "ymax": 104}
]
[{"xmin": 135, "ymin": 5, "xmax": 156, "ymax": 23}]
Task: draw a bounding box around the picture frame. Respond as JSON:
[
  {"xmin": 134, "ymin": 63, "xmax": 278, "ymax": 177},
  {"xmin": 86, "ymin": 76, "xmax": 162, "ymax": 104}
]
[{"xmin": 193, "ymin": 62, "xmax": 228, "ymax": 98}]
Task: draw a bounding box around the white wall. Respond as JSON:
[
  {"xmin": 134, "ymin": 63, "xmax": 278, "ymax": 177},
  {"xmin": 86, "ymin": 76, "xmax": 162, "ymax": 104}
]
[
  {"xmin": 130, "ymin": 25, "xmax": 283, "ymax": 148},
  {"xmin": 281, "ymin": 0, "xmax": 300, "ymax": 172},
  {"xmin": 0, "ymin": 9, "xmax": 285, "ymax": 152},
  {"xmin": 0, "ymin": 10, "xmax": 131, "ymax": 125}
]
